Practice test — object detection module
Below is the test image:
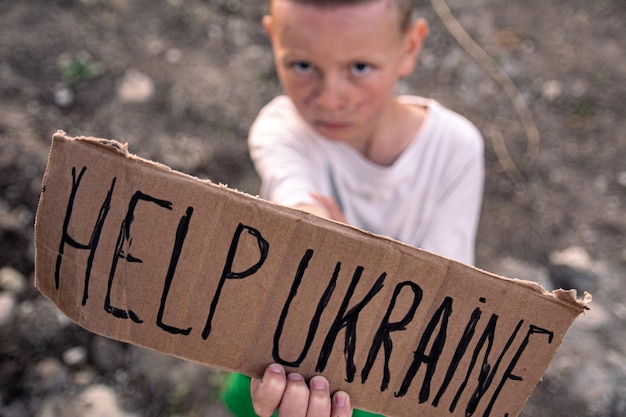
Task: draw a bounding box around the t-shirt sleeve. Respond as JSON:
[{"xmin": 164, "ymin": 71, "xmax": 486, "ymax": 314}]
[
  {"xmin": 418, "ymin": 121, "xmax": 484, "ymax": 265},
  {"xmin": 247, "ymin": 98, "xmax": 321, "ymax": 208}
]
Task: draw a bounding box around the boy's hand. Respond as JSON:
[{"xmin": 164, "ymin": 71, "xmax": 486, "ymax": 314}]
[
  {"xmin": 250, "ymin": 363, "xmax": 352, "ymax": 417},
  {"xmin": 311, "ymin": 194, "xmax": 346, "ymax": 223},
  {"xmin": 293, "ymin": 194, "xmax": 346, "ymax": 223}
]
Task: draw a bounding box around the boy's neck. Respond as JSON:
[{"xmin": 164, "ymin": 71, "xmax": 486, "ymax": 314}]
[{"xmin": 355, "ymin": 100, "xmax": 428, "ymax": 166}]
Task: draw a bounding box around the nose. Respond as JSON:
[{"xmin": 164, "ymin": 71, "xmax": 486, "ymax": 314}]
[{"xmin": 315, "ymin": 74, "xmax": 347, "ymax": 112}]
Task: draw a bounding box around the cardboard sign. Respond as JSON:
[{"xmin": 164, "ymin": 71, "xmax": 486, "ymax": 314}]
[{"xmin": 34, "ymin": 132, "xmax": 590, "ymax": 417}]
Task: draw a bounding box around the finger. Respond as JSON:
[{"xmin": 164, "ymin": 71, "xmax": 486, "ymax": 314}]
[
  {"xmin": 331, "ymin": 391, "xmax": 352, "ymax": 417},
  {"xmin": 306, "ymin": 376, "xmax": 332, "ymax": 417},
  {"xmin": 251, "ymin": 364, "xmax": 287, "ymax": 417},
  {"xmin": 278, "ymin": 373, "xmax": 310, "ymax": 417}
]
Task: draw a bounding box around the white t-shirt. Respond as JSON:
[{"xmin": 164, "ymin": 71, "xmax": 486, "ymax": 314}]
[{"xmin": 248, "ymin": 95, "xmax": 484, "ymax": 265}]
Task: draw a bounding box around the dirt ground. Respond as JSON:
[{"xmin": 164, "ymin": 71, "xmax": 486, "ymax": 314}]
[{"xmin": 0, "ymin": 0, "xmax": 625, "ymax": 416}]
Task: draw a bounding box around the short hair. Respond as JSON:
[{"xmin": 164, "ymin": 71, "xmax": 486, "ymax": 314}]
[{"xmin": 267, "ymin": 0, "xmax": 415, "ymax": 32}]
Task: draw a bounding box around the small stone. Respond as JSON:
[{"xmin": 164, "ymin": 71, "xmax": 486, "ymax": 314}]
[
  {"xmin": 54, "ymin": 87, "xmax": 74, "ymax": 107},
  {"xmin": 166, "ymin": 48, "xmax": 182, "ymax": 64},
  {"xmin": 73, "ymin": 368, "xmax": 96, "ymax": 386},
  {"xmin": 0, "ymin": 266, "xmax": 27, "ymax": 294},
  {"xmin": 116, "ymin": 68, "xmax": 155, "ymax": 103},
  {"xmin": 62, "ymin": 346, "xmax": 88, "ymax": 367},
  {"xmin": 146, "ymin": 38, "xmax": 165, "ymax": 55},
  {"xmin": 33, "ymin": 357, "xmax": 70, "ymax": 391},
  {"xmin": 0, "ymin": 292, "xmax": 16, "ymax": 327},
  {"xmin": 549, "ymin": 245, "xmax": 593, "ymax": 271},
  {"xmin": 541, "ymin": 80, "xmax": 563, "ymax": 101},
  {"xmin": 77, "ymin": 385, "xmax": 140, "ymax": 417}
]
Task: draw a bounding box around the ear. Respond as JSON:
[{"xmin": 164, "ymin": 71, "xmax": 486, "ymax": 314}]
[
  {"xmin": 398, "ymin": 18, "xmax": 429, "ymax": 77},
  {"xmin": 262, "ymin": 15, "xmax": 274, "ymax": 40}
]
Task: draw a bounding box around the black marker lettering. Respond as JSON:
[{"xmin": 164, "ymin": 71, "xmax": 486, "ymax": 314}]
[
  {"xmin": 55, "ymin": 167, "xmax": 115, "ymax": 306},
  {"xmin": 316, "ymin": 267, "xmax": 386, "ymax": 382},
  {"xmin": 105, "ymin": 191, "xmax": 173, "ymax": 323},
  {"xmin": 273, "ymin": 251, "xmax": 339, "ymax": 366},
  {"xmin": 395, "ymin": 296, "xmax": 453, "ymax": 401},
  {"xmin": 157, "ymin": 206, "xmax": 194, "ymax": 335},
  {"xmin": 483, "ymin": 325, "xmax": 553, "ymax": 416},
  {"xmin": 361, "ymin": 281, "xmax": 422, "ymax": 391},
  {"xmin": 451, "ymin": 318, "xmax": 524, "ymax": 416},
  {"xmin": 432, "ymin": 307, "xmax": 482, "ymax": 407},
  {"xmin": 202, "ymin": 223, "xmax": 269, "ymax": 340}
]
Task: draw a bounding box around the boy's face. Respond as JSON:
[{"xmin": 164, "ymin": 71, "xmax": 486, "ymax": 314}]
[{"xmin": 264, "ymin": 0, "xmax": 426, "ymax": 146}]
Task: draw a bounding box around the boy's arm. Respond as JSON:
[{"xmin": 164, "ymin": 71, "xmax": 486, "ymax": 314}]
[{"xmin": 249, "ymin": 97, "xmax": 344, "ymax": 220}]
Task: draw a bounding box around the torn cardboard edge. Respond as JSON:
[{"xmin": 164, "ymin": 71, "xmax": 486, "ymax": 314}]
[{"xmin": 34, "ymin": 131, "xmax": 590, "ymax": 417}]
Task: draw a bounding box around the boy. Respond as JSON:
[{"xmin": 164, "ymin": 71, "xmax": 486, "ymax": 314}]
[{"xmin": 222, "ymin": 0, "xmax": 484, "ymax": 416}]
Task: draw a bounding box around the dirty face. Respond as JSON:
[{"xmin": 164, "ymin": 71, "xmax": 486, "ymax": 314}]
[{"xmin": 264, "ymin": 0, "xmax": 425, "ymax": 149}]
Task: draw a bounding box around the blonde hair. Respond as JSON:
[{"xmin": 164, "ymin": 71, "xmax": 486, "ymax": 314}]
[{"xmin": 267, "ymin": 0, "xmax": 415, "ymax": 31}]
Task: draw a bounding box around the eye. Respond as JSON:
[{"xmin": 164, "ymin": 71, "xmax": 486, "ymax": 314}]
[
  {"xmin": 292, "ymin": 61, "xmax": 313, "ymax": 74},
  {"xmin": 351, "ymin": 62, "xmax": 371, "ymax": 76}
]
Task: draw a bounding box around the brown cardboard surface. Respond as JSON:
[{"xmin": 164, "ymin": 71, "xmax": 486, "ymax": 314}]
[{"xmin": 34, "ymin": 132, "xmax": 591, "ymax": 417}]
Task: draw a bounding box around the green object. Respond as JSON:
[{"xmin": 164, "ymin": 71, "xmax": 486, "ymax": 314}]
[
  {"xmin": 60, "ymin": 55, "xmax": 103, "ymax": 85},
  {"xmin": 222, "ymin": 372, "xmax": 272, "ymax": 417},
  {"xmin": 221, "ymin": 372, "xmax": 383, "ymax": 417}
]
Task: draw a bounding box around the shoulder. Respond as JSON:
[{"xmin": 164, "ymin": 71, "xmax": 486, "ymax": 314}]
[
  {"xmin": 418, "ymin": 97, "xmax": 484, "ymax": 157},
  {"xmin": 253, "ymin": 95, "xmax": 300, "ymax": 126},
  {"xmin": 249, "ymin": 96, "xmax": 311, "ymax": 146},
  {"xmin": 398, "ymin": 96, "xmax": 484, "ymax": 177},
  {"xmin": 401, "ymin": 96, "xmax": 481, "ymax": 137}
]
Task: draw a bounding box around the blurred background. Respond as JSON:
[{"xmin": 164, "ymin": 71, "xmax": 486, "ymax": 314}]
[{"xmin": 0, "ymin": 0, "xmax": 624, "ymax": 416}]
